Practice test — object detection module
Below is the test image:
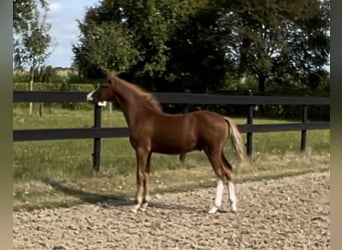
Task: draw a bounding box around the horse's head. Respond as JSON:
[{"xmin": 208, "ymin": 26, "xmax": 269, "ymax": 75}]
[{"xmin": 86, "ymin": 75, "xmax": 120, "ymax": 107}]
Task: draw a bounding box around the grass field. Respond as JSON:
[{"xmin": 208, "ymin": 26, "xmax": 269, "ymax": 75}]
[{"xmin": 13, "ymin": 106, "xmax": 330, "ymax": 210}]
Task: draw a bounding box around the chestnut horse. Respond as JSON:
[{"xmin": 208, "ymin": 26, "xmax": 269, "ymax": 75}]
[{"xmin": 87, "ymin": 72, "xmax": 245, "ymax": 214}]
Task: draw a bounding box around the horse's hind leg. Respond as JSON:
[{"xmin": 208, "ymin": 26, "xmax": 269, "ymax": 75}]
[
  {"xmin": 221, "ymin": 154, "xmax": 237, "ymax": 212},
  {"xmin": 209, "ymin": 178, "xmax": 225, "ymax": 214},
  {"xmin": 205, "ymin": 149, "xmax": 225, "ymax": 214},
  {"xmin": 228, "ymin": 181, "xmax": 237, "ymax": 212}
]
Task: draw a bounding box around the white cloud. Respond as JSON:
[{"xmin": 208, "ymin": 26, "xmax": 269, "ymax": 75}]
[
  {"xmin": 48, "ymin": 2, "xmax": 63, "ymax": 14},
  {"xmin": 45, "ymin": 0, "xmax": 100, "ymax": 67}
]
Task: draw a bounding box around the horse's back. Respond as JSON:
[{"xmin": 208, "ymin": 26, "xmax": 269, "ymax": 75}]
[
  {"xmin": 191, "ymin": 110, "xmax": 229, "ymax": 140},
  {"xmin": 149, "ymin": 112, "xmax": 198, "ymax": 153},
  {"xmin": 149, "ymin": 110, "xmax": 228, "ymax": 154},
  {"xmin": 191, "ymin": 110, "xmax": 226, "ymax": 122}
]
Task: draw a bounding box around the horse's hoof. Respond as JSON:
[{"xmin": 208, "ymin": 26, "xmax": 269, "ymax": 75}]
[
  {"xmin": 131, "ymin": 205, "xmax": 140, "ymax": 213},
  {"xmin": 208, "ymin": 206, "xmax": 219, "ymax": 214},
  {"xmin": 130, "ymin": 208, "xmax": 138, "ymax": 213},
  {"xmin": 140, "ymin": 202, "xmax": 149, "ymax": 212}
]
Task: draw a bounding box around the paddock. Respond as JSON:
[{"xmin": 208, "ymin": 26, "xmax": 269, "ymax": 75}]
[{"xmin": 13, "ymin": 171, "xmax": 330, "ymax": 249}]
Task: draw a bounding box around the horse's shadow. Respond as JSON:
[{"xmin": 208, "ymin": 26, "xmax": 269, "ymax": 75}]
[
  {"xmin": 42, "ymin": 178, "xmax": 133, "ymax": 207},
  {"xmin": 146, "ymin": 200, "xmax": 203, "ymax": 212},
  {"xmin": 42, "ymin": 178, "xmax": 203, "ymax": 212}
]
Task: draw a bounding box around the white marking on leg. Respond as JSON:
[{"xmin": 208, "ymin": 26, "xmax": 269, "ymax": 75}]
[
  {"xmin": 215, "ymin": 180, "xmax": 224, "ymax": 208},
  {"xmin": 228, "ymin": 181, "xmax": 237, "ymax": 212},
  {"xmin": 209, "ymin": 179, "xmax": 224, "ymax": 214}
]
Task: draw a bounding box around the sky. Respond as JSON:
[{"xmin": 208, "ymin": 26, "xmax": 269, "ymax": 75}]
[{"xmin": 45, "ymin": 0, "xmax": 100, "ymax": 68}]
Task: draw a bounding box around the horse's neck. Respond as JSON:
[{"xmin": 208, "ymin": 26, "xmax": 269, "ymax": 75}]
[
  {"xmin": 113, "ymin": 80, "xmax": 136, "ymax": 103},
  {"xmin": 114, "ymin": 81, "xmax": 144, "ymax": 128},
  {"xmin": 121, "ymin": 103, "xmax": 139, "ymax": 128},
  {"xmin": 122, "ymin": 101, "xmax": 153, "ymax": 130}
]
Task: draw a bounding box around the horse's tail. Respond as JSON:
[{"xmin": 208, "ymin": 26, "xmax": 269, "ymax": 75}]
[{"xmin": 224, "ymin": 117, "xmax": 245, "ymax": 162}]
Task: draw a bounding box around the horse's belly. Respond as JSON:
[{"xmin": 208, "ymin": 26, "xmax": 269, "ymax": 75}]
[
  {"xmin": 151, "ymin": 115, "xmax": 200, "ymax": 154},
  {"xmin": 151, "ymin": 138, "xmax": 198, "ymax": 154}
]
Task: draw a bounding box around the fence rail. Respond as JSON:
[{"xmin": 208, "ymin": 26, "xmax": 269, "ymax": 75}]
[
  {"xmin": 13, "ymin": 91, "xmax": 330, "ymax": 171},
  {"xmin": 14, "ymin": 91, "xmax": 329, "ymax": 105}
]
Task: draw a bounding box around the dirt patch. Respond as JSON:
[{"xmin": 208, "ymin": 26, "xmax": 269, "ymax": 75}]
[{"xmin": 13, "ymin": 171, "xmax": 330, "ymax": 249}]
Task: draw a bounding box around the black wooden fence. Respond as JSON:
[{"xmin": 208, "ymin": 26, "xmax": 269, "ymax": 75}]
[{"xmin": 13, "ymin": 91, "xmax": 330, "ymax": 171}]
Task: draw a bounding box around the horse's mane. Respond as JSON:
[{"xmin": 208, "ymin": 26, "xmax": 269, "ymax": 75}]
[{"xmin": 108, "ymin": 72, "xmax": 163, "ymax": 112}]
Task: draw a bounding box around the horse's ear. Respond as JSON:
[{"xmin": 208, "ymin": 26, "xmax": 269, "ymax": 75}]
[
  {"xmin": 97, "ymin": 65, "xmax": 107, "ymax": 74},
  {"xmin": 107, "ymin": 71, "xmax": 117, "ymax": 78}
]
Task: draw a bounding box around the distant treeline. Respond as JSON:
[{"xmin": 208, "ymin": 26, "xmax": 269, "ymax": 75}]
[{"xmin": 13, "ymin": 68, "xmax": 329, "ymax": 121}]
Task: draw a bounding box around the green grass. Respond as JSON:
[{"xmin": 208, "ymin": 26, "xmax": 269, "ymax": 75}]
[
  {"xmin": 13, "ymin": 107, "xmax": 329, "ymax": 180},
  {"xmin": 13, "ymin": 106, "xmax": 329, "ymax": 210},
  {"xmin": 13, "ymin": 150, "xmax": 329, "ymax": 211}
]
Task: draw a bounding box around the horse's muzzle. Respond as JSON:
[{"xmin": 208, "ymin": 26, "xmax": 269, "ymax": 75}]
[
  {"xmin": 86, "ymin": 89, "xmax": 107, "ymax": 106},
  {"xmin": 86, "ymin": 89, "xmax": 97, "ymax": 103}
]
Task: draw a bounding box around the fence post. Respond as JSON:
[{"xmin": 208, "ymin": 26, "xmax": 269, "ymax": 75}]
[
  {"xmin": 93, "ymin": 103, "xmax": 102, "ymax": 171},
  {"xmin": 301, "ymin": 105, "xmax": 308, "ymax": 152},
  {"xmin": 246, "ymin": 90, "xmax": 254, "ymax": 157},
  {"xmin": 247, "ymin": 105, "xmax": 254, "ymax": 157}
]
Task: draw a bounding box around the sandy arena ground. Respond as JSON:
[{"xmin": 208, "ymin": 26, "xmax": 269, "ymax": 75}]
[{"xmin": 13, "ymin": 171, "xmax": 330, "ymax": 249}]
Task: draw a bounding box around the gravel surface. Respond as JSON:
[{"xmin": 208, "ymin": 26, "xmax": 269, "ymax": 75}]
[{"xmin": 13, "ymin": 171, "xmax": 330, "ymax": 250}]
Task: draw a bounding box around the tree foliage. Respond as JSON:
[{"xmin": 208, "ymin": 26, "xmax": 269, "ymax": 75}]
[
  {"xmin": 13, "ymin": 0, "xmax": 48, "ymax": 33},
  {"xmin": 13, "ymin": 0, "xmax": 52, "ymax": 115},
  {"xmin": 73, "ymin": 0, "xmax": 209, "ymax": 82},
  {"xmin": 73, "ymin": 0, "xmax": 330, "ymax": 93},
  {"xmin": 13, "ymin": 0, "xmax": 51, "ymax": 71},
  {"xmin": 216, "ymin": 0, "xmax": 330, "ymax": 92},
  {"xmin": 73, "ymin": 20, "xmax": 140, "ymax": 76}
]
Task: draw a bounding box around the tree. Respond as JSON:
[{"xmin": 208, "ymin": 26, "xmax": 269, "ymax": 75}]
[
  {"xmin": 216, "ymin": 0, "xmax": 330, "ymax": 93},
  {"xmin": 13, "ymin": 0, "xmax": 51, "ymax": 114},
  {"xmin": 73, "ymin": 0, "xmax": 210, "ymax": 87},
  {"xmin": 13, "ymin": 0, "xmax": 48, "ymax": 32},
  {"xmin": 74, "ymin": 0, "xmax": 329, "ymax": 94},
  {"xmin": 73, "ymin": 20, "xmax": 140, "ymax": 79},
  {"xmin": 164, "ymin": 6, "xmax": 230, "ymax": 92},
  {"xmin": 73, "ymin": 0, "xmax": 167, "ymax": 80}
]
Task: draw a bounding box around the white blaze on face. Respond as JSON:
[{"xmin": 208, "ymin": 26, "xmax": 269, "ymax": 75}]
[
  {"xmin": 86, "ymin": 87, "xmax": 107, "ymax": 106},
  {"xmin": 86, "ymin": 88, "xmax": 98, "ymax": 102}
]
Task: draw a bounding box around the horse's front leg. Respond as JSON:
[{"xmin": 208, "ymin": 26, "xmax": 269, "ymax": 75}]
[
  {"xmin": 140, "ymin": 152, "xmax": 152, "ymax": 211},
  {"xmin": 131, "ymin": 147, "xmax": 150, "ymax": 213}
]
